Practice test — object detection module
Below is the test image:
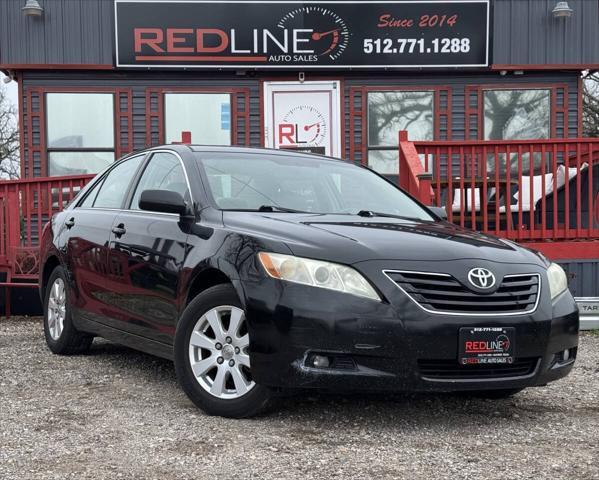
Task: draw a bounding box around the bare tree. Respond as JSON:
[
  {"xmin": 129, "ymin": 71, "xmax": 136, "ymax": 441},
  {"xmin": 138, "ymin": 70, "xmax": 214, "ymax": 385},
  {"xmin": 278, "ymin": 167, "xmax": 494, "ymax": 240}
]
[
  {"xmin": 583, "ymin": 72, "xmax": 599, "ymax": 138},
  {"xmin": 0, "ymin": 83, "xmax": 20, "ymax": 179}
]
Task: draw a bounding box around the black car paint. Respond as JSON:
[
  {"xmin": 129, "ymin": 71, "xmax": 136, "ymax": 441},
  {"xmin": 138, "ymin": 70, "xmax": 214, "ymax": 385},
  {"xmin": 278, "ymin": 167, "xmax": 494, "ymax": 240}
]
[{"xmin": 39, "ymin": 145, "xmax": 579, "ymax": 393}]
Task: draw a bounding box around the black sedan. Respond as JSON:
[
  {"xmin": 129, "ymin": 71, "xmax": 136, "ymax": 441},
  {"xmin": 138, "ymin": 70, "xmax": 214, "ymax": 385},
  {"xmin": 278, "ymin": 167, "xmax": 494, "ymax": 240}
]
[{"xmin": 39, "ymin": 146, "xmax": 579, "ymax": 417}]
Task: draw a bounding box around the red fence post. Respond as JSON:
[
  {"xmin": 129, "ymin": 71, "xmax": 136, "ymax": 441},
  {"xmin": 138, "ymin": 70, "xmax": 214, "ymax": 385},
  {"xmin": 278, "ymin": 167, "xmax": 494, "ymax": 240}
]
[
  {"xmin": 417, "ymin": 173, "xmax": 434, "ymax": 205},
  {"xmin": 6, "ymin": 186, "xmax": 20, "ymax": 253},
  {"xmin": 398, "ymin": 130, "xmax": 434, "ymax": 204}
]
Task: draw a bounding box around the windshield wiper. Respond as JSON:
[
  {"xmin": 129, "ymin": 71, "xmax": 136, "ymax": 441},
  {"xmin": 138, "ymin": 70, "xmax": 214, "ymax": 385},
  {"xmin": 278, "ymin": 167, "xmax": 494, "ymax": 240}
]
[
  {"xmin": 356, "ymin": 210, "xmax": 426, "ymax": 222},
  {"xmin": 257, "ymin": 205, "xmax": 309, "ymax": 213}
]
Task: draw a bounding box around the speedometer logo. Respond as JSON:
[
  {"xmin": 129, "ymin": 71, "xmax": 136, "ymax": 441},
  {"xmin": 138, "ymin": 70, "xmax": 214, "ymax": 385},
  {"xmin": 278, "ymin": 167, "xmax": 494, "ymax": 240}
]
[{"xmin": 277, "ymin": 7, "xmax": 350, "ymax": 60}]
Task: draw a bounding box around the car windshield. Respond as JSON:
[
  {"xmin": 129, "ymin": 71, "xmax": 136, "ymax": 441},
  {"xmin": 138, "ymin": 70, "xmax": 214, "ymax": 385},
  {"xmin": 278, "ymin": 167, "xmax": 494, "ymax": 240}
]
[{"xmin": 196, "ymin": 152, "xmax": 434, "ymax": 221}]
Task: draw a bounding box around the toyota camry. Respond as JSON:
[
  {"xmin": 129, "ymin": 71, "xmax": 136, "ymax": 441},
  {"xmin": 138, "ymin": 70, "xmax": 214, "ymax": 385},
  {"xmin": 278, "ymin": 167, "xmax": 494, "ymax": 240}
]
[{"xmin": 39, "ymin": 145, "xmax": 579, "ymax": 417}]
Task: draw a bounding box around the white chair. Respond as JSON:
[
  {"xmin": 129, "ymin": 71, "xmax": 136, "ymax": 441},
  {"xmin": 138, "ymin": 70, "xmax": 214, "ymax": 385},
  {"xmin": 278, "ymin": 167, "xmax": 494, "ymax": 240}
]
[
  {"xmin": 499, "ymin": 163, "xmax": 587, "ymax": 213},
  {"xmin": 452, "ymin": 188, "xmax": 481, "ymax": 212},
  {"xmin": 500, "ymin": 173, "xmax": 555, "ymax": 213}
]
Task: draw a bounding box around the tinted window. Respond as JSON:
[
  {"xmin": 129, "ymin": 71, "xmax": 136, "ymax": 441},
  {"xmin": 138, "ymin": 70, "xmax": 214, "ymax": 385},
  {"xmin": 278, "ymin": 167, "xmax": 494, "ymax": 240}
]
[
  {"xmin": 130, "ymin": 152, "xmax": 190, "ymax": 210},
  {"xmin": 93, "ymin": 155, "xmax": 144, "ymax": 209},
  {"xmin": 78, "ymin": 179, "xmax": 104, "ymax": 208},
  {"xmin": 197, "ymin": 153, "xmax": 434, "ymax": 221}
]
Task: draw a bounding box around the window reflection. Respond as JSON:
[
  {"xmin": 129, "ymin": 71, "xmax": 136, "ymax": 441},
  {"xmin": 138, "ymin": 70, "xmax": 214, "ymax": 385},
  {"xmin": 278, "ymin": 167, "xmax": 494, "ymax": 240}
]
[
  {"xmin": 368, "ymin": 91, "xmax": 434, "ymax": 147},
  {"xmin": 165, "ymin": 93, "xmax": 232, "ymax": 145},
  {"xmin": 367, "ymin": 91, "xmax": 434, "ymax": 179},
  {"xmin": 484, "ymin": 89, "xmax": 550, "ymax": 140},
  {"xmin": 367, "ymin": 150, "xmax": 400, "ymax": 175},
  {"xmin": 46, "ymin": 93, "xmax": 115, "ymax": 176},
  {"xmin": 47, "ymin": 93, "xmax": 114, "ymax": 148},
  {"xmin": 48, "ymin": 152, "xmax": 114, "ymax": 176},
  {"xmin": 484, "ymin": 89, "xmax": 551, "ymax": 174}
]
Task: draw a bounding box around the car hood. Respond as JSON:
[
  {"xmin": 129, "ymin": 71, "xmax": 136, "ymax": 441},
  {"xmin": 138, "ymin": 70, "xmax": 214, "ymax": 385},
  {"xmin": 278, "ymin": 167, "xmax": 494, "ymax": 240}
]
[{"xmin": 221, "ymin": 212, "xmax": 545, "ymax": 267}]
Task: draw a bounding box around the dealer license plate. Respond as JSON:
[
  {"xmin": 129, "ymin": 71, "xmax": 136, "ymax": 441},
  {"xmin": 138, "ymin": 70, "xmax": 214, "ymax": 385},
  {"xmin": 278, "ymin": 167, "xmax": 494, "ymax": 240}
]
[{"xmin": 458, "ymin": 327, "xmax": 515, "ymax": 365}]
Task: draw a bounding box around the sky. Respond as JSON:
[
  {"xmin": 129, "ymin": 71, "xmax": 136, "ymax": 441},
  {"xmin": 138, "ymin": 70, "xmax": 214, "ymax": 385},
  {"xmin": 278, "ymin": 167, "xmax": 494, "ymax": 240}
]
[{"xmin": 0, "ymin": 72, "xmax": 19, "ymax": 108}]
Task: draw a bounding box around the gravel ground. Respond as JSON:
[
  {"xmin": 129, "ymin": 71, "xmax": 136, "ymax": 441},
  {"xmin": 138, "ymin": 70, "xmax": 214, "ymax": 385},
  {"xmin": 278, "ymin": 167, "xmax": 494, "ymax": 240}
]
[{"xmin": 1, "ymin": 317, "xmax": 598, "ymax": 480}]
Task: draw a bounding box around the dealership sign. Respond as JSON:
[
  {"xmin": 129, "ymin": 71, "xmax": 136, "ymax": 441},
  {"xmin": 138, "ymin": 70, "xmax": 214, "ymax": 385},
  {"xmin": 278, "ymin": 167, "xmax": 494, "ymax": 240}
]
[{"xmin": 114, "ymin": 0, "xmax": 490, "ymax": 68}]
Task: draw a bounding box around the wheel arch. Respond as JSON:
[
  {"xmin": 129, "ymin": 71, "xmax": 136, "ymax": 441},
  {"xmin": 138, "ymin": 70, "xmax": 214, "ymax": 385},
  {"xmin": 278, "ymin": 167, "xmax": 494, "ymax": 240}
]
[
  {"xmin": 184, "ymin": 267, "xmax": 246, "ymax": 310},
  {"xmin": 40, "ymin": 255, "xmax": 61, "ymax": 300}
]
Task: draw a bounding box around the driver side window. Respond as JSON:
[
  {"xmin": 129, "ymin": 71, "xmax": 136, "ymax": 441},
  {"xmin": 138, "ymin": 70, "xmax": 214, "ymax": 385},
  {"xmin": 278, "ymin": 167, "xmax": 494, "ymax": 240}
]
[{"xmin": 129, "ymin": 152, "xmax": 190, "ymax": 210}]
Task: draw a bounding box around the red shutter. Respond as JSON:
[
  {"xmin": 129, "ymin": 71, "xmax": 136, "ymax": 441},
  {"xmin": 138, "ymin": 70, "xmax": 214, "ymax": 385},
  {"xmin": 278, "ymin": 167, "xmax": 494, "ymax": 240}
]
[
  {"xmin": 22, "ymin": 88, "xmax": 46, "ymax": 178},
  {"xmin": 145, "ymin": 88, "xmax": 163, "ymax": 147},
  {"xmin": 116, "ymin": 89, "xmax": 133, "ymax": 156},
  {"xmin": 437, "ymin": 87, "xmax": 452, "ymax": 140},
  {"xmin": 348, "ymin": 86, "xmax": 367, "ymax": 164},
  {"xmin": 464, "ymin": 86, "xmax": 480, "ymax": 140}
]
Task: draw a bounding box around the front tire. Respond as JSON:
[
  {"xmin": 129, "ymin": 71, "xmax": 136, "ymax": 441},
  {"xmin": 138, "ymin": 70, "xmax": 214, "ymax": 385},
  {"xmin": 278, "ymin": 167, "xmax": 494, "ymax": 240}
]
[
  {"xmin": 43, "ymin": 266, "xmax": 93, "ymax": 355},
  {"xmin": 174, "ymin": 284, "xmax": 272, "ymax": 418}
]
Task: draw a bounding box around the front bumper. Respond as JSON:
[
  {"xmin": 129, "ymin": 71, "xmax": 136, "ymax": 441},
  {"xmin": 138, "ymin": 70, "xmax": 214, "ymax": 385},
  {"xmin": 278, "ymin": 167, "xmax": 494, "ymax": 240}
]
[{"xmin": 241, "ymin": 260, "xmax": 579, "ymax": 393}]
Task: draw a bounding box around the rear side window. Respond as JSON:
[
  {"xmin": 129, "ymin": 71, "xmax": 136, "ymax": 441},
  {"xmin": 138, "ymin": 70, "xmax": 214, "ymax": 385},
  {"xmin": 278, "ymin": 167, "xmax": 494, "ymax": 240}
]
[
  {"xmin": 129, "ymin": 152, "xmax": 190, "ymax": 209},
  {"xmin": 93, "ymin": 155, "xmax": 144, "ymax": 209},
  {"xmin": 77, "ymin": 179, "xmax": 104, "ymax": 208}
]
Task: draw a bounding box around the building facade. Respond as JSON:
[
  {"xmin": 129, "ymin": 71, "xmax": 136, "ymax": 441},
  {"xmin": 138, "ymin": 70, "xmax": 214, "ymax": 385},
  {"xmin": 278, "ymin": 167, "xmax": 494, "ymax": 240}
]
[{"xmin": 0, "ymin": 0, "xmax": 598, "ymax": 304}]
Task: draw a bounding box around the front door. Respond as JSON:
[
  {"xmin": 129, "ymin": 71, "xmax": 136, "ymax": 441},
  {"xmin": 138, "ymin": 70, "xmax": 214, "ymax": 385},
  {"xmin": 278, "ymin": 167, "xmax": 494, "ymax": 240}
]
[{"xmin": 264, "ymin": 81, "xmax": 341, "ymax": 157}]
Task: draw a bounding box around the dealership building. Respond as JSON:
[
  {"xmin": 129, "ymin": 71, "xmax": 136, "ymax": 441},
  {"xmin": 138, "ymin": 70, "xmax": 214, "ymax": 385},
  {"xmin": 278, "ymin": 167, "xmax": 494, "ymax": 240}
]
[{"xmin": 0, "ymin": 0, "xmax": 598, "ymax": 319}]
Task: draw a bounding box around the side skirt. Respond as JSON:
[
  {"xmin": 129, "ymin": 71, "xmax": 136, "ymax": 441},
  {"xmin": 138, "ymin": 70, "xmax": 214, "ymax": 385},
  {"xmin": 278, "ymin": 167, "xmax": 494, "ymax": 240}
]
[{"xmin": 74, "ymin": 313, "xmax": 174, "ymax": 361}]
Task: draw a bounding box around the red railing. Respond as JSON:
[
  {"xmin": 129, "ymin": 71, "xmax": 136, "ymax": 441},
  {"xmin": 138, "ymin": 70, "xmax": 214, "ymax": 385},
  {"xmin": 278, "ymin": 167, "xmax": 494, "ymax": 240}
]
[
  {"xmin": 399, "ymin": 133, "xmax": 599, "ymax": 257},
  {"xmin": 0, "ymin": 174, "xmax": 94, "ymax": 281}
]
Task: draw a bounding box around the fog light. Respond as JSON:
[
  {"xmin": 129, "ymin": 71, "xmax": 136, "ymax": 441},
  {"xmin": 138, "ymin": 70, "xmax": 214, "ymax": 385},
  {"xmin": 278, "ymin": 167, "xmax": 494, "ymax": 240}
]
[
  {"xmin": 562, "ymin": 349, "xmax": 570, "ymax": 362},
  {"xmin": 312, "ymin": 355, "xmax": 330, "ymax": 368}
]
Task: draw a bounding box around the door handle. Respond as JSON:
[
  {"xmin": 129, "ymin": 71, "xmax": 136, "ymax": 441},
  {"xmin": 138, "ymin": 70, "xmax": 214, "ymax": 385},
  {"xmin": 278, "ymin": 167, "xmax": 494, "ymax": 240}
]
[
  {"xmin": 65, "ymin": 217, "xmax": 75, "ymax": 229},
  {"xmin": 111, "ymin": 223, "xmax": 126, "ymax": 237}
]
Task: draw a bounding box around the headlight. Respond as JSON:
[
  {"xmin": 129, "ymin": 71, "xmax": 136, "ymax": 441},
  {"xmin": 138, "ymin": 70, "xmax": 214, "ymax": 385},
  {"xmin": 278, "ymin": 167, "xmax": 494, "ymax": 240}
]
[
  {"xmin": 547, "ymin": 262, "xmax": 568, "ymax": 300},
  {"xmin": 258, "ymin": 252, "xmax": 381, "ymax": 301}
]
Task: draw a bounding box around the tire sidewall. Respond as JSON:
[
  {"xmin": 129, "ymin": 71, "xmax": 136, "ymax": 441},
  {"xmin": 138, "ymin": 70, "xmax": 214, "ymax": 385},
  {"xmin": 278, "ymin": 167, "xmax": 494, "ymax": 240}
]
[
  {"xmin": 174, "ymin": 284, "xmax": 271, "ymax": 418},
  {"xmin": 43, "ymin": 266, "xmax": 76, "ymax": 353}
]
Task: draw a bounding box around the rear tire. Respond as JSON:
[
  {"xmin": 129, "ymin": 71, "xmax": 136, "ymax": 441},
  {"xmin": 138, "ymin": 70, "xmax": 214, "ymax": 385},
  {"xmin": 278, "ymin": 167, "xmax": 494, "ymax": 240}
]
[
  {"xmin": 174, "ymin": 284, "xmax": 272, "ymax": 418},
  {"xmin": 43, "ymin": 265, "xmax": 93, "ymax": 355}
]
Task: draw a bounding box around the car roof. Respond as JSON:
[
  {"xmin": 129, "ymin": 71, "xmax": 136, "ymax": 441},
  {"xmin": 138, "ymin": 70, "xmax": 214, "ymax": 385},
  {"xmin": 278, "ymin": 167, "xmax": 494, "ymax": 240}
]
[{"xmin": 145, "ymin": 144, "xmax": 347, "ymax": 164}]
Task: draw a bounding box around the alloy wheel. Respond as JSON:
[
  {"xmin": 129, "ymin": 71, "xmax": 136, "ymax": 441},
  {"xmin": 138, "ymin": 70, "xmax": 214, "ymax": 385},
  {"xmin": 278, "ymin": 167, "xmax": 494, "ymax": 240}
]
[
  {"xmin": 188, "ymin": 305, "xmax": 255, "ymax": 399},
  {"xmin": 47, "ymin": 278, "xmax": 66, "ymax": 340}
]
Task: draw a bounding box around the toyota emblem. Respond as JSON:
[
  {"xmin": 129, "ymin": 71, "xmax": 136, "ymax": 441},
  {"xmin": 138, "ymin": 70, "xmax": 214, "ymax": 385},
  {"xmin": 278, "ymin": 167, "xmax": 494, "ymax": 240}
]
[{"xmin": 467, "ymin": 268, "xmax": 496, "ymax": 289}]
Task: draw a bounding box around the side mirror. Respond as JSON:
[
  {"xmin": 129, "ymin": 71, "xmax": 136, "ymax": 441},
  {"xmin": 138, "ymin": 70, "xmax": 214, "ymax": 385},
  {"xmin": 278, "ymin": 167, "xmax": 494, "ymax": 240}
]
[
  {"xmin": 139, "ymin": 189, "xmax": 188, "ymax": 215},
  {"xmin": 429, "ymin": 206, "xmax": 448, "ymax": 220}
]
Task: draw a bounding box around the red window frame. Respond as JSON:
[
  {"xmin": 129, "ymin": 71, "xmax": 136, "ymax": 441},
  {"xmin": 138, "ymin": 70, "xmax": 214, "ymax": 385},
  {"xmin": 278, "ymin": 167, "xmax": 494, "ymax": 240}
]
[
  {"xmin": 144, "ymin": 87, "xmax": 251, "ymax": 147},
  {"xmin": 21, "ymin": 86, "xmax": 133, "ymax": 178},
  {"xmin": 465, "ymin": 83, "xmax": 570, "ymax": 140},
  {"xmin": 348, "ymin": 85, "xmax": 452, "ymax": 164}
]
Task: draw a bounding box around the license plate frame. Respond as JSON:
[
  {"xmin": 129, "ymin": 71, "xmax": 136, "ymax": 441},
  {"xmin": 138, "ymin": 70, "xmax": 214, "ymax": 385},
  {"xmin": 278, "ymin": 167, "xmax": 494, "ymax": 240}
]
[{"xmin": 458, "ymin": 327, "xmax": 515, "ymax": 365}]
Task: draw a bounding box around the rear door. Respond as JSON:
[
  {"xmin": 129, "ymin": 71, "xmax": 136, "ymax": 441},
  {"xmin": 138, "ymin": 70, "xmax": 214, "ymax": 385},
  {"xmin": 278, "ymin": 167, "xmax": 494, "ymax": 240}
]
[
  {"xmin": 63, "ymin": 154, "xmax": 145, "ymax": 325},
  {"xmin": 104, "ymin": 151, "xmax": 192, "ymax": 344}
]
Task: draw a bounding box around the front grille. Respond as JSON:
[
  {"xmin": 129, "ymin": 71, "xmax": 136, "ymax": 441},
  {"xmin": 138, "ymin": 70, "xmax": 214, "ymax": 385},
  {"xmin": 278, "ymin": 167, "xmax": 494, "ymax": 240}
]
[
  {"xmin": 418, "ymin": 358, "xmax": 539, "ymax": 379},
  {"xmin": 384, "ymin": 271, "xmax": 540, "ymax": 315}
]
